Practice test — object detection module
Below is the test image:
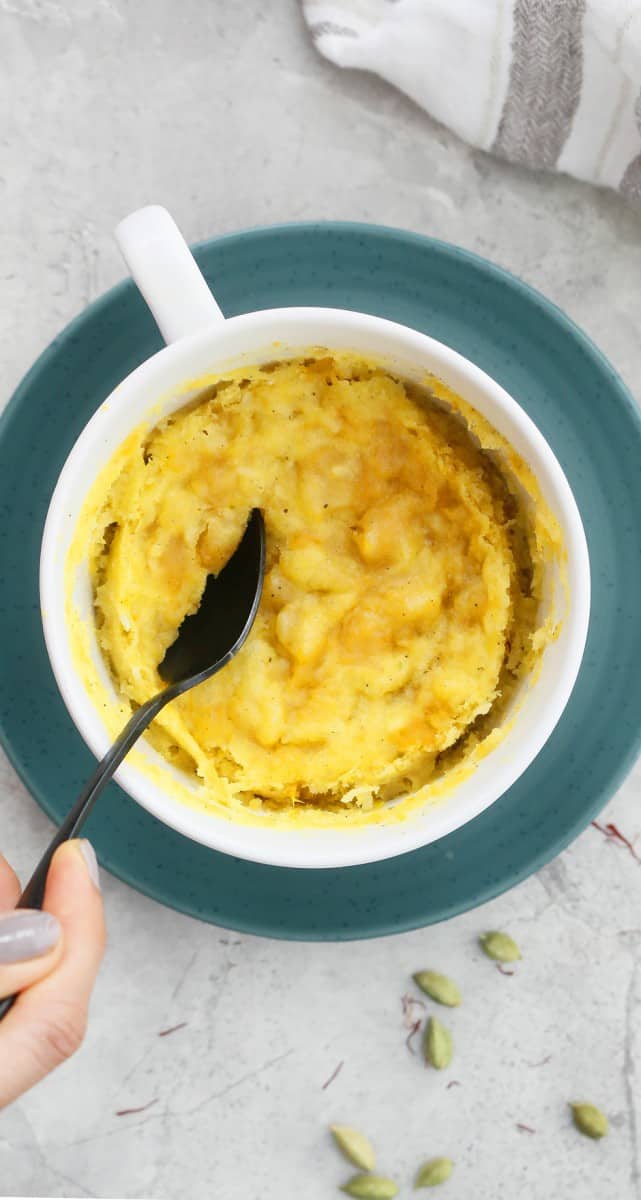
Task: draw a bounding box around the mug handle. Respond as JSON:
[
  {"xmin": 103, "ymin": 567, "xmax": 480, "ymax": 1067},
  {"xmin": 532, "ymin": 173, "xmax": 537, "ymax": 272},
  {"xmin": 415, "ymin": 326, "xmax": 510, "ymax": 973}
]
[{"xmin": 115, "ymin": 206, "xmax": 224, "ymax": 344}]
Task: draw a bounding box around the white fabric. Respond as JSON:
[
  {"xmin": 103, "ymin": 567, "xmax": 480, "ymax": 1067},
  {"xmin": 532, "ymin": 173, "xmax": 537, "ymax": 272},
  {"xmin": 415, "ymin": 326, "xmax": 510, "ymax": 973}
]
[{"xmin": 301, "ymin": 0, "xmax": 641, "ymax": 203}]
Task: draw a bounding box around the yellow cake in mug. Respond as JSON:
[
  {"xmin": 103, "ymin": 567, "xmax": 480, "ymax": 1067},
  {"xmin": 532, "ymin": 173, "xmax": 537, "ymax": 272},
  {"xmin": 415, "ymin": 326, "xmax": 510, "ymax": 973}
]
[{"xmin": 67, "ymin": 352, "xmax": 561, "ymax": 826}]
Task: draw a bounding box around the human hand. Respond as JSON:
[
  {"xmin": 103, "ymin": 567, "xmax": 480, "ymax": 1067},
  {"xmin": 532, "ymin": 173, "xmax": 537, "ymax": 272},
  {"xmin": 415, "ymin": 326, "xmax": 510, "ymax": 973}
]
[{"xmin": 0, "ymin": 840, "xmax": 106, "ymax": 1108}]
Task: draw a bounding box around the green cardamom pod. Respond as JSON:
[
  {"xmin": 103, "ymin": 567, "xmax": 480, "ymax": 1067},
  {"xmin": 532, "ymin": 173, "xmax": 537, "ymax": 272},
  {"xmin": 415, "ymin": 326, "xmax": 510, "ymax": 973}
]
[
  {"xmin": 424, "ymin": 1016, "xmax": 453, "ymax": 1069},
  {"xmin": 331, "ymin": 1126, "xmax": 376, "ymax": 1171},
  {"xmin": 570, "ymin": 1102, "xmax": 609, "ymax": 1139},
  {"xmin": 413, "ymin": 971, "xmax": 462, "ymax": 1007},
  {"xmin": 415, "ymin": 1157, "xmax": 454, "ymax": 1188},
  {"xmin": 479, "ymin": 931, "xmax": 521, "ymax": 963},
  {"xmin": 341, "ymin": 1174, "xmax": 398, "ymax": 1198}
]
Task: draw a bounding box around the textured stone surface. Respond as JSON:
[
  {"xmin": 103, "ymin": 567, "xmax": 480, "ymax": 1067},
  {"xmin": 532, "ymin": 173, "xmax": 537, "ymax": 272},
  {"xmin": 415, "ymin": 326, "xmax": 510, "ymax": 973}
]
[{"xmin": 1, "ymin": 2, "xmax": 641, "ymax": 1198}]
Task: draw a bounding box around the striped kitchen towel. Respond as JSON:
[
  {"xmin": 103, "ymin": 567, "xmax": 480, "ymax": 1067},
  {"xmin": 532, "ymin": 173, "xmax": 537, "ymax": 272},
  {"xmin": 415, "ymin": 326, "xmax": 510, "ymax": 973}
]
[{"xmin": 301, "ymin": 0, "xmax": 641, "ymax": 205}]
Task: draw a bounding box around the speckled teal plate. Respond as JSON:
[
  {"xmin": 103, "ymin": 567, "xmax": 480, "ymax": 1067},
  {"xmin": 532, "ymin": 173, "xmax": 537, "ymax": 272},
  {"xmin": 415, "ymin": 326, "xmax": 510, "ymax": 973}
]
[{"xmin": 1, "ymin": 222, "xmax": 640, "ymax": 940}]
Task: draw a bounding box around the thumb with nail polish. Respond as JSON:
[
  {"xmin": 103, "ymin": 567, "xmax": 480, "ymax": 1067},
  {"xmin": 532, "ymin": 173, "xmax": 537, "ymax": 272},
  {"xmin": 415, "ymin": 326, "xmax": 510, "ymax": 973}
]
[
  {"xmin": 0, "ymin": 839, "xmax": 106, "ymax": 1109},
  {"xmin": 0, "ymin": 907, "xmax": 62, "ymax": 1001}
]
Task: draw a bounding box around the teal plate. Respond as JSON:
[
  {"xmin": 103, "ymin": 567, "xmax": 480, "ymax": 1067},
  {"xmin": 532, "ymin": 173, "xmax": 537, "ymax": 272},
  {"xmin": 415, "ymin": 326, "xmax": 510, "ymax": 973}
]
[{"xmin": 1, "ymin": 222, "xmax": 640, "ymax": 940}]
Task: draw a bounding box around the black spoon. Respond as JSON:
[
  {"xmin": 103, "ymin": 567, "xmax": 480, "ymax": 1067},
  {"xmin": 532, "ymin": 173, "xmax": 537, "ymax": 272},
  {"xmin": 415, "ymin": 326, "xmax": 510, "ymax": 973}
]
[{"xmin": 0, "ymin": 508, "xmax": 265, "ymax": 1021}]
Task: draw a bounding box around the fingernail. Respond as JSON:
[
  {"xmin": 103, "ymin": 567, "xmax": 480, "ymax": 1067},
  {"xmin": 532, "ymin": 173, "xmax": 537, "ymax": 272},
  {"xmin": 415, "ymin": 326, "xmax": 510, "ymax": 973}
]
[
  {"xmin": 0, "ymin": 910, "xmax": 61, "ymax": 963},
  {"xmin": 77, "ymin": 840, "xmax": 100, "ymax": 891}
]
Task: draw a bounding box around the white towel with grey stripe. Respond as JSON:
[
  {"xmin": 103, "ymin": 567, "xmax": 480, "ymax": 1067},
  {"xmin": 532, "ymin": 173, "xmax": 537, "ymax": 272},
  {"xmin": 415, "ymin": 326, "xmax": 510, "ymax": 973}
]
[{"xmin": 301, "ymin": 0, "xmax": 641, "ymax": 205}]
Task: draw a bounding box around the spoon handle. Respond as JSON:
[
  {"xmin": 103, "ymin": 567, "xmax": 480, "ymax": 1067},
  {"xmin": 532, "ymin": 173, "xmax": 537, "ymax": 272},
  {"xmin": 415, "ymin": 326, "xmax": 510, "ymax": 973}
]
[{"xmin": 0, "ymin": 690, "xmax": 171, "ymax": 1022}]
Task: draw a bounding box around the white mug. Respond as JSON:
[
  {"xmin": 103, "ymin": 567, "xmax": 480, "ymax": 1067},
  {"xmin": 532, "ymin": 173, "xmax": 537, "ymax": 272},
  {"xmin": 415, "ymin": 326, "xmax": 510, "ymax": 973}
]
[{"xmin": 40, "ymin": 207, "xmax": 590, "ymax": 869}]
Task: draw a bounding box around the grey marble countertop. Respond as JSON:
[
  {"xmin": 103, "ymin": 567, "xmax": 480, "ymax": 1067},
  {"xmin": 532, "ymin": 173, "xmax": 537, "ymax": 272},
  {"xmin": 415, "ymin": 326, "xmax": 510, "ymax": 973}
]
[{"xmin": 2, "ymin": 2, "xmax": 641, "ymax": 1198}]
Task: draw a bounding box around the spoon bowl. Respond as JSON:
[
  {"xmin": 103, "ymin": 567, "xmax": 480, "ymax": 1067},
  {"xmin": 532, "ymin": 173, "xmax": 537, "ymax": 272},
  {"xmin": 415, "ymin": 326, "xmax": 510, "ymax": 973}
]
[{"xmin": 159, "ymin": 508, "xmax": 265, "ymax": 687}]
